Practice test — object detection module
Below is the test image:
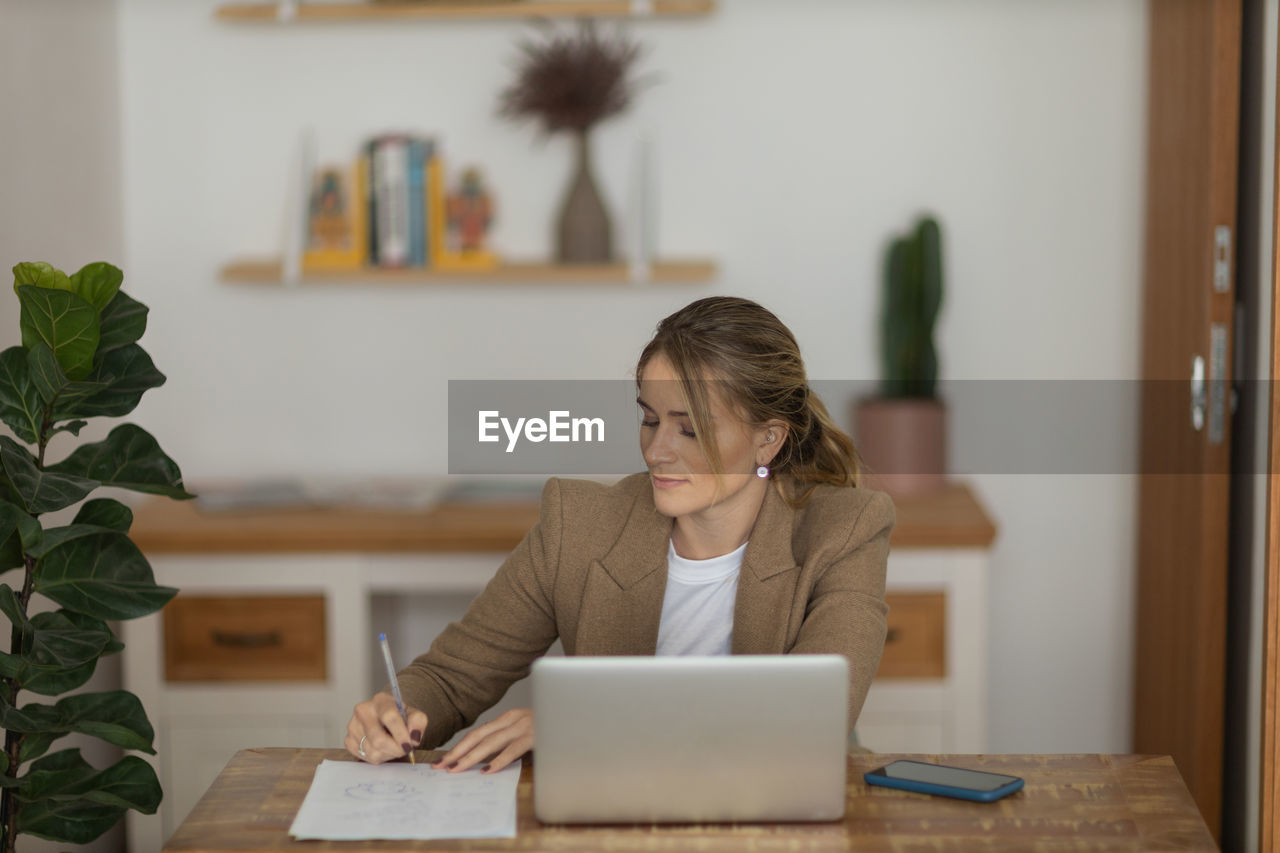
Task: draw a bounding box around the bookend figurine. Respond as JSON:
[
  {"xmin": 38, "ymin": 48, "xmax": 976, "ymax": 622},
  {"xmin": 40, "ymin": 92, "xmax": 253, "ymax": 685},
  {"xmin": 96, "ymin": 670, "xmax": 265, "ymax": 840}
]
[{"xmin": 446, "ymin": 168, "xmax": 496, "ymax": 257}]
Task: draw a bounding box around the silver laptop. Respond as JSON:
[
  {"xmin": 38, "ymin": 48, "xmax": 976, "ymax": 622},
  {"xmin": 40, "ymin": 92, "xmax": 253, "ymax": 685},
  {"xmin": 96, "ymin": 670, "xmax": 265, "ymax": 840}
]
[{"xmin": 531, "ymin": 654, "xmax": 849, "ymax": 823}]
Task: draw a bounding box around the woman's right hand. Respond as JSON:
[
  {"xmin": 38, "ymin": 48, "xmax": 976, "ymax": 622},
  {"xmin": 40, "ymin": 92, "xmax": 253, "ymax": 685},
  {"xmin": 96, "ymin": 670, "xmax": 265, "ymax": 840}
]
[{"xmin": 345, "ymin": 692, "xmax": 428, "ymax": 764}]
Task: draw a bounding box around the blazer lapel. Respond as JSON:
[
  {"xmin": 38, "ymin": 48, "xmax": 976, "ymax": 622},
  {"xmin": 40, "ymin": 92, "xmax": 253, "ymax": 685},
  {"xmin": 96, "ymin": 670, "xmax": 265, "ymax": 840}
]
[
  {"xmin": 732, "ymin": 482, "xmax": 800, "ymax": 654},
  {"xmin": 573, "ymin": 478, "xmax": 800, "ymax": 657},
  {"xmin": 575, "ymin": 485, "xmax": 673, "ymax": 656}
]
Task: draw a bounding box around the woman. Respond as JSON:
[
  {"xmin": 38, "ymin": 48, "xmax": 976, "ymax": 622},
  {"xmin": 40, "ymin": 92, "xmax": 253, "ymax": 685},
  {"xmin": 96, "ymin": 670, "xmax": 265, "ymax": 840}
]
[{"xmin": 346, "ymin": 296, "xmax": 895, "ymax": 773}]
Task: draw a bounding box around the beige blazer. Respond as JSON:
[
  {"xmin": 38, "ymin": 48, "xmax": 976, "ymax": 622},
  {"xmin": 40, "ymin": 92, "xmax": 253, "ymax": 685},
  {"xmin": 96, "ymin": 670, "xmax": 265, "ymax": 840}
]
[{"xmin": 398, "ymin": 473, "xmax": 896, "ymax": 749}]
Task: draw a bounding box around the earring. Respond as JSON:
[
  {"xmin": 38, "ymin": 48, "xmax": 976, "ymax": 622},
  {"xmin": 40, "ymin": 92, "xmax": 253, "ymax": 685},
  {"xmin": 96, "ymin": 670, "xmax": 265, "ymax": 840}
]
[{"xmin": 756, "ymin": 465, "xmax": 770, "ymax": 479}]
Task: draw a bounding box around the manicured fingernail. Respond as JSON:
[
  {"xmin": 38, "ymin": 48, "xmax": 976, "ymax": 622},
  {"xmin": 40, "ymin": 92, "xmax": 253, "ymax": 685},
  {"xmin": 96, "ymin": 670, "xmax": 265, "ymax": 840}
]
[
  {"xmin": 410, "ymin": 730, "xmax": 422, "ymax": 742},
  {"xmin": 402, "ymin": 742, "xmax": 412, "ymax": 753}
]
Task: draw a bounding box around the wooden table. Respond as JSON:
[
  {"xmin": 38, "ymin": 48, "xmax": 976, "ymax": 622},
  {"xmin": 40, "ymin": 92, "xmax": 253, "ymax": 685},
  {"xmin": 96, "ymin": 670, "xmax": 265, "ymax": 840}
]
[{"xmin": 162, "ymin": 748, "xmax": 1216, "ymax": 852}]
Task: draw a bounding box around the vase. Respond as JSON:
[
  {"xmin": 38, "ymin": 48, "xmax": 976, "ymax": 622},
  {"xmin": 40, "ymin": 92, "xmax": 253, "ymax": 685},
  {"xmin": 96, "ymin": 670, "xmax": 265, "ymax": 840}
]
[
  {"xmin": 556, "ymin": 130, "xmax": 613, "ymax": 264},
  {"xmin": 851, "ymin": 396, "xmax": 948, "ymax": 498}
]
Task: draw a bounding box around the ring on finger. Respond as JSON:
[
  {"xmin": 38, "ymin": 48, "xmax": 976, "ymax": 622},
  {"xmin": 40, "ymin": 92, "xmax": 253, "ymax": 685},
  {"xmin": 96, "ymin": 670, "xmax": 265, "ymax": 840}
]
[{"xmin": 358, "ymin": 735, "xmax": 368, "ymax": 758}]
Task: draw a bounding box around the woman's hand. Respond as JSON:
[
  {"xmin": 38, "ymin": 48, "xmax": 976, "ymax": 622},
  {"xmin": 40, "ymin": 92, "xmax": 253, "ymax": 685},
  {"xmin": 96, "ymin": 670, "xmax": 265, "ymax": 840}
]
[
  {"xmin": 431, "ymin": 708, "xmax": 533, "ymax": 774},
  {"xmin": 345, "ymin": 692, "xmax": 427, "ymax": 764}
]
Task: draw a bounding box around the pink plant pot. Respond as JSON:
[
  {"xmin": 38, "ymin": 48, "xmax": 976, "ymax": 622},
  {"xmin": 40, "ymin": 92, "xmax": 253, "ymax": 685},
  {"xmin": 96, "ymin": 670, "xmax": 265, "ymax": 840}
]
[{"xmin": 851, "ymin": 397, "xmax": 948, "ymax": 498}]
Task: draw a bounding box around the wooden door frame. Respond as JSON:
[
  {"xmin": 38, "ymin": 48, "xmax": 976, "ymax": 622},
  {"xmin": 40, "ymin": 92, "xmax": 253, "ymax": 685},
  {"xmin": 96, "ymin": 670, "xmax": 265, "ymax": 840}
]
[
  {"xmin": 1261, "ymin": 6, "xmax": 1280, "ymax": 846},
  {"xmin": 1259, "ymin": 6, "xmax": 1280, "ymax": 845}
]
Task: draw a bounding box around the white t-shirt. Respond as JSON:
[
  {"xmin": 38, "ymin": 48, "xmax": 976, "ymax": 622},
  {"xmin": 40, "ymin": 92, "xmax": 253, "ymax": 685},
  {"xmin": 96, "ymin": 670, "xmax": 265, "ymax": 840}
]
[{"xmin": 654, "ymin": 539, "xmax": 746, "ymax": 656}]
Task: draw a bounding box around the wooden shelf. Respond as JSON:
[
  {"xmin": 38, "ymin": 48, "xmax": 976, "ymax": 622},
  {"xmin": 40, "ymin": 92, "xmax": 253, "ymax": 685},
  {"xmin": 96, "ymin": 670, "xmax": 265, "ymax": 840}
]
[
  {"xmin": 215, "ymin": 1, "xmax": 715, "ymax": 22},
  {"xmin": 220, "ymin": 258, "xmax": 716, "ymax": 285}
]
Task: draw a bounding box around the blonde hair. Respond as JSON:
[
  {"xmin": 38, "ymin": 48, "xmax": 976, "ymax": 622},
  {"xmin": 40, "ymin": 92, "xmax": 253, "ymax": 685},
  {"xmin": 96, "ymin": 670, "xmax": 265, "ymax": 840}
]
[{"xmin": 636, "ymin": 296, "xmax": 862, "ymax": 504}]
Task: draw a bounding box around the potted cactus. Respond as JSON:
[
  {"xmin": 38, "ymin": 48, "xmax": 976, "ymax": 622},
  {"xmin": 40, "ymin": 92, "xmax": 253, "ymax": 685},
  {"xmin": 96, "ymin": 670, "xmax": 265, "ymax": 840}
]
[{"xmin": 853, "ymin": 215, "xmax": 947, "ymax": 497}]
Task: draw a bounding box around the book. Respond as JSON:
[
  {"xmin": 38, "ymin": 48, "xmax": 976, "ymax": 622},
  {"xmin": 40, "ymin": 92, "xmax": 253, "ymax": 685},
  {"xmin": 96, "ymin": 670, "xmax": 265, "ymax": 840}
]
[
  {"xmin": 372, "ymin": 136, "xmax": 412, "ymax": 267},
  {"xmin": 408, "ymin": 137, "xmax": 434, "ymax": 267},
  {"xmin": 364, "ymin": 139, "xmax": 379, "ymax": 266}
]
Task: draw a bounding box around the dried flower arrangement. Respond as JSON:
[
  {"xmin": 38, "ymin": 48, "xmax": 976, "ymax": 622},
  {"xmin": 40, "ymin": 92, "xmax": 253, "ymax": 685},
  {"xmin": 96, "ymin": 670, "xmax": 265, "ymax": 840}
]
[
  {"xmin": 498, "ymin": 22, "xmax": 649, "ymax": 263},
  {"xmin": 499, "ymin": 21, "xmax": 645, "ymax": 134}
]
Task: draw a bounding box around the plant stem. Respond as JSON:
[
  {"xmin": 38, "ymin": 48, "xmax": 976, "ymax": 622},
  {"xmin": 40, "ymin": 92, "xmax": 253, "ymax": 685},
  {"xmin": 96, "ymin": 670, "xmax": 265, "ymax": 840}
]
[
  {"xmin": 2, "ymin": 412, "xmax": 50, "ymax": 852},
  {"xmin": 0, "ymin": 557, "xmax": 32, "ymax": 853}
]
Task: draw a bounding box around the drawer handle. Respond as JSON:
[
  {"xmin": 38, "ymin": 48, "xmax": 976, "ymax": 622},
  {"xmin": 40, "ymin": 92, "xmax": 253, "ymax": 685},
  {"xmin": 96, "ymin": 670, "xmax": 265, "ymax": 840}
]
[
  {"xmin": 885, "ymin": 628, "xmax": 900, "ymax": 644},
  {"xmin": 210, "ymin": 629, "xmax": 283, "ymax": 649}
]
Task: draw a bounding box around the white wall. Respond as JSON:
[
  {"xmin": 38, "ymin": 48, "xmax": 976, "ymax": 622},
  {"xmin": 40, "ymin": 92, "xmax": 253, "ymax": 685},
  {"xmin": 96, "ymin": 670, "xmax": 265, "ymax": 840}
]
[
  {"xmin": 0, "ymin": 0, "xmax": 124, "ymax": 334},
  {"xmin": 0, "ymin": 2, "xmax": 125, "ymax": 851},
  {"xmin": 115, "ymin": 0, "xmax": 1147, "ymax": 754}
]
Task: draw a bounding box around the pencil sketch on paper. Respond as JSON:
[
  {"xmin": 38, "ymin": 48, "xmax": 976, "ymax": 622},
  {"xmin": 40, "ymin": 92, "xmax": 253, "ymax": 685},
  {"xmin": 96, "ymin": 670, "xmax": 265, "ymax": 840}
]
[
  {"xmin": 289, "ymin": 759, "xmax": 520, "ymax": 841},
  {"xmin": 345, "ymin": 781, "xmax": 420, "ymax": 801}
]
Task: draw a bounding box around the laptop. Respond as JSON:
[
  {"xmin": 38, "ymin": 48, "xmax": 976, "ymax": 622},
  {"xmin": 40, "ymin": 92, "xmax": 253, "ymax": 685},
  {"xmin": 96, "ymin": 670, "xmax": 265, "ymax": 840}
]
[{"xmin": 531, "ymin": 654, "xmax": 849, "ymax": 824}]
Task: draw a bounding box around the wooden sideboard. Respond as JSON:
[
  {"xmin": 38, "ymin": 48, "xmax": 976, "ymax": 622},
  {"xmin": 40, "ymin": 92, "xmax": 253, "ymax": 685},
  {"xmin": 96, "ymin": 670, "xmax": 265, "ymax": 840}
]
[{"xmin": 121, "ymin": 480, "xmax": 996, "ymax": 852}]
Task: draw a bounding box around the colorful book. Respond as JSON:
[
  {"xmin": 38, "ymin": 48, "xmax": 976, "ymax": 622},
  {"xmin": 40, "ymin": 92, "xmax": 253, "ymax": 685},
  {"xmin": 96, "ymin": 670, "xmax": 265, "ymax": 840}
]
[{"xmin": 407, "ymin": 138, "xmax": 433, "ymax": 267}]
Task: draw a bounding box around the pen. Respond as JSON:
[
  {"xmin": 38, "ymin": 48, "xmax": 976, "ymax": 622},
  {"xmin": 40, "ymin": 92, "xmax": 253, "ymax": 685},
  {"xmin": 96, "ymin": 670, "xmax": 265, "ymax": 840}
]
[{"xmin": 378, "ymin": 632, "xmax": 415, "ymax": 765}]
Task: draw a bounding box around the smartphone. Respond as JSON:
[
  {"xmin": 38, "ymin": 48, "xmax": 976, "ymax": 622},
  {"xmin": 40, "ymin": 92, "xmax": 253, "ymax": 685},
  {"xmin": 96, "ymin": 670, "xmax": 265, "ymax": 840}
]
[{"xmin": 864, "ymin": 759, "xmax": 1025, "ymax": 802}]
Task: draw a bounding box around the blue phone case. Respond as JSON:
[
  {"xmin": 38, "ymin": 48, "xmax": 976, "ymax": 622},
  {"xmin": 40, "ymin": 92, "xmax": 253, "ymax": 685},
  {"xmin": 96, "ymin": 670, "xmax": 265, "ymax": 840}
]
[{"xmin": 864, "ymin": 765, "xmax": 1025, "ymax": 803}]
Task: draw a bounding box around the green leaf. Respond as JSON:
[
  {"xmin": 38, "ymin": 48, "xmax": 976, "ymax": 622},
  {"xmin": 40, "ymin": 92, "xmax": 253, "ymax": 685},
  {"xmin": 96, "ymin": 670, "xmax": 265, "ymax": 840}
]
[
  {"xmin": 12, "ymin": 263, "xmax": 71, "ymax": 294},
  {"xmin": 27, "ymin": 524, "xmax": 122, "ymax": 558},
  {"xmin": 34, "ymin": 529, "xmax": 177, "ymax": 620},
  {"xmin": 21, "ymin": 749, "xmax": 161, "ymax": 814},
  {"xmin": 0, "ymin": 584, "xmax": 33, "ymax": 655},
  {"xmin": 0, "ymin": 503, "xmax": 40, "ymax": 572},
  {"xmin": 16, "ymin": 286, "xmax": 100, "ymax": 381},
  {"xmin": 0, "ymin": 436, "xmax": 98, "ymax": 515},
  {"xmin": 26, "ymin": 747, "xmax": 82, "ymax": 771},
  {"xmin": 74, "ymin": 498, "xmax": 133, "ymax": 533},
  {"xmin": 2, "ymin": 656, "xmax": 98, "ymax": 696},
  {"xmin": 19, "ymin": 732, "xmax": 59, "ymax": 764},
  {"xmin": 53, "ymin": 344, "xmax": 165, "ymax": 420},
  {"xmin": 46, "ymin": 424, "xmax": 191, "ymax": 499},
  {"xmin": 7, "ymin": 691, "xmax": 156, "ymax": 754},
  {"xmin": 16, "ymin": 797, "xmax": 124, "ymax": 845},
  {"xmin": 5, "ymin": 609, "xmax": 118, "ymax": 695},
  {"xmin": 0, "ymin": 346, "xmax": 43, "ymax": 444},
  {"xmin": 48, "ymin": 419, "xmax": 88, "ymax": 438},
  {"xmin": 0, "ymin": 694, "xmax": 61, "ymax": 732},
  {"xmin": 68, "ymin": 263, "xmax": 123, "ymax": 314},
  {"xmin": 97, "ymin": 290, "xmax": 148, "ymax": 354},
  {"xmin": 56, "ymin": 691, "xmax": 157, "ymax": 753},
  {"xmin": 27, "ymin": 342, "xmax": 108, "ymax": 412}
]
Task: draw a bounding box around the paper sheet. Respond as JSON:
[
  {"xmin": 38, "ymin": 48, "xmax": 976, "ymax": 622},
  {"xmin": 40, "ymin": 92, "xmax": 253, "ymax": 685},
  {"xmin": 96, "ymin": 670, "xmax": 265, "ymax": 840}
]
[{"xmin": 288, "ymin": 759, "xmax": 521, "ymax": 840}]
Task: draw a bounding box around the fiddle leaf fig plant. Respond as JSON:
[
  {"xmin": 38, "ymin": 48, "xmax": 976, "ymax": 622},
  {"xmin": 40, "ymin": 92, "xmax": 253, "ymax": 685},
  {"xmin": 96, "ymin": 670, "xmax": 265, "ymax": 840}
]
[{"xmin": 0, "ymin": 261, "xmax": 189, "ymax": 850}]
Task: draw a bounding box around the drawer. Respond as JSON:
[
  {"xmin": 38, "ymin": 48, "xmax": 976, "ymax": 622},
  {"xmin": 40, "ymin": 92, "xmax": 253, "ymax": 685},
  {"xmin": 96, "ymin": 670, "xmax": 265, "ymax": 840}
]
[
  {"xmin": 163, "ymin": 595, "xmax": 326, "ymax": 682},
  {"xmin": 876, "ymin": 591, "xmax": 946, "ymax": 679}
]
